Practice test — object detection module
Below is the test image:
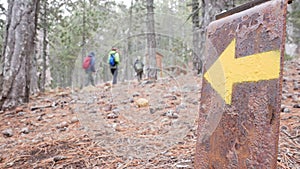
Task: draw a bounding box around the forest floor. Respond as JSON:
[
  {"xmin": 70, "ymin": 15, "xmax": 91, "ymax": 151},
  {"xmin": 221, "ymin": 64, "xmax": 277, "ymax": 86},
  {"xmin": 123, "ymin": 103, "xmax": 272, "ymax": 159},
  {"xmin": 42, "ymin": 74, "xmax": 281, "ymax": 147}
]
[{"xmin": 0, "ymin": 58, "xmax": 299, "ymax": 169}]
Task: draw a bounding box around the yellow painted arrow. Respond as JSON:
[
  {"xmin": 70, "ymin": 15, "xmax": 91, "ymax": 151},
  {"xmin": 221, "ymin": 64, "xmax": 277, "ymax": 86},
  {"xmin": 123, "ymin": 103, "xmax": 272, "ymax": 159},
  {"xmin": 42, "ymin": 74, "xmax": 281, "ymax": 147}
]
[{"xmin": 204, "ymin": 39, "xmax": 281, "ymax": 105}]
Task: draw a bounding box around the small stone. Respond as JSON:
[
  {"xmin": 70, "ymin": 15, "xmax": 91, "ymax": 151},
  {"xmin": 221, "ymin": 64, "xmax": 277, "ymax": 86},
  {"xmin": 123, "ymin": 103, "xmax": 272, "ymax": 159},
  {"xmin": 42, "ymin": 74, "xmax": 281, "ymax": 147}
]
[
  {"xmin": 2, "ymin": 128, "xmax": 13, "ymax": 137},
  {"xmin": 103, "ymin": 105, "xmax": 112, "ymax": 111},
  {"xmin": 282, "ymin": 107, "xmax": 290, "ymax": 113},
  {"xmin": 47, "ymin": 114, "xmax": 55, "ymax": 118},
  {"xmin": 70, "ymin": 117, "xmax": 79, "ymax": 123},
  {"xmin": 37, "ymin": 115, "xmax": 43, "ymax": 121},
  {"xmin": 115, "ymin": 125, "xmax": 126, "ymax": 132},
  {"xmin": 15, "ymin": 107, "xmax": 24, "ymax": 113},
  {"xmin": 129, "ymin": 98, "xmax": 134, "ymax": 103},
  {"xmin": 112, "ymin": 109, "xmax": 119, "ymax": 114},
  {"xmin": 170, "ymin": 113, "xmax": 179, "ymax": 119},
  {"xmin": 281, "ymin": 105, "xmax": 290, "ymax": 113},
  {"xmin": 285, "ymin": 94, "xmax": 293, "ymax": 98},
  {"xmin": 293, "ymin": 104, "xmax": 300, "ymax": 108},
  {"xmin": 293, "ymin": 82, "xmax": 300, "ymax": 90},
  {"xmin": 170, "ymin": 96, "xmax": 177, "ymax": 100},
  {"xmin": 53, "ymin": 156, "xmax": 67, "ymax": 162},
  {"xmin": 141, "ymin": 80, "xmax": 153, "ymax": 85},
  {"xmin": 59, "ymin": 127, "xmax": 67, "ymax": 132},
  {"xmin": 282, "ymin": 89, "xmax": 288, "ymax": 94},
  {"xmin": 292, "ymin": 95, "xmax": 300, "ymax": 102},
  {"xmin": 163, "ymin": 110, "xmax": 179, "ymax": 119},
  {"xmin": 135, "ymin": 98, "xmax": 149, "ymax": 107},
  {"xmin": 175, "ymin": 164, "xmax": 189, "ymax": 168},
  {"xmin": 6, "ymin": 162, "xmax": 14, "ymax": 167},
  {"xmin": 89, "ymin": 110, "xmax": 97, "ymax": 113},
  {"xmin": 132, "ymin": 92, "xmax": 140, "ymax": 97},
  {"xmin": 163, "ymin": 94, "xmax": 177, "ymax": 100},
  {"xmin": 100, "ymin": 95, "xmax": 107, "ymax": 99},
  {"xmin": 56, "ymin": 121, "xmax": 68, "ymax": 129},
  {"xmin": 121, "ymin": 100, "xmax": 128, "ymax": 104},
  {"xmin": 107, "ymin": 113, "xmax": 118, "ymax": 119},
  {"xmin": 17, "ymin": 111, "xmax": 26, "ymax": 116},
  {"xmin": 163, "ymin": 94, "xmax": 173, "ymax": 98},
  {"xmin": 282, "ymin": 77, "xmax": 290, "ymax": 82},
  {"xmin": 176, "ymin": 159, "xmax": 192, "ymax": 168},
  {"xmin": 20, "ymin": 127, "xmax": 29, "ymax": 134},
  {"xmin": 150, "ymin": 108, "xmax": 156, "ymax": 114}
]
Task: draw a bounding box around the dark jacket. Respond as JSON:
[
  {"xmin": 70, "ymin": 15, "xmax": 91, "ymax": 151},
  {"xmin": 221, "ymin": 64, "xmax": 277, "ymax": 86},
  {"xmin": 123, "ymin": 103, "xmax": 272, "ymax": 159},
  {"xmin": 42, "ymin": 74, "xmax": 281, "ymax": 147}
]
[{"xmin": 87, "ymin": 52, "xmax": 96, "ymax": 72}]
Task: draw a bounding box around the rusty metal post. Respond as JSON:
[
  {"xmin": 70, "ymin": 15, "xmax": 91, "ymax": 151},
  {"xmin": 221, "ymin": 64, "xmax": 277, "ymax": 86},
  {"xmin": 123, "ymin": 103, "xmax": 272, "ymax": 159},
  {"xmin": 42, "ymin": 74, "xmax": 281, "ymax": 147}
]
[{"xmin": 195, "ymin": 0, "xmax": 288, "ymax": 168}]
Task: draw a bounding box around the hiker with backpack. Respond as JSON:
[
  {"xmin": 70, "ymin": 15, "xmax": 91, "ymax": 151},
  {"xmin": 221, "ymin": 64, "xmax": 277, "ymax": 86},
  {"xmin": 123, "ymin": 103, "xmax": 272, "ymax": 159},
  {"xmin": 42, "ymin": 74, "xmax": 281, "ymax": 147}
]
[
  {"xmin": 82, "ymin": 52, "xmax": 96, "ymax": 86},
  {"xmin": 133, "ymin": 56, "xmax": 144, "ymax": 82},
  {"xmin": 108, "ymin": 47, "xmax": 120, "ymax": 84}
]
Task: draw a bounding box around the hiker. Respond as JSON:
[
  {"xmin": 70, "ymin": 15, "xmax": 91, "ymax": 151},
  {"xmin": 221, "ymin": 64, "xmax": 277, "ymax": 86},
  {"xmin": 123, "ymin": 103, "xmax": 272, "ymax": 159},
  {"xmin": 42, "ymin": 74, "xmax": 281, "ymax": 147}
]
[
  {"xmin": 108, "ymin": 47, "xmax": 120, "ymax": 84},
  {"xmin": 133, "ymin": 56, "xmax": 144, "ymax": 82},
  {"xmin": 83, "ymin": 52, "xmax": 96, "ymax": 86}
]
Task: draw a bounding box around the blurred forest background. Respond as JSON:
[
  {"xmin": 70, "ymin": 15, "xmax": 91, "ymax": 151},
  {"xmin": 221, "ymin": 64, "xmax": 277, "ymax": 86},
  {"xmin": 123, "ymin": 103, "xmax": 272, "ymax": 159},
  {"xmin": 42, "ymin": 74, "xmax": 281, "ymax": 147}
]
[{"xmin": 0, "ymin": 0, "xmax": 299, "ymax": 110}]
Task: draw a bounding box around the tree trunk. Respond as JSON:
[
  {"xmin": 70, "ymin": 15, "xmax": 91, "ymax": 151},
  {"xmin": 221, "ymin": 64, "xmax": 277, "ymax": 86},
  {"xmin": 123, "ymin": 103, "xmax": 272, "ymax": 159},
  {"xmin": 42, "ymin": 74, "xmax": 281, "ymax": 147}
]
[
  {"xmin": 81, "ymin": 0, "xmax": 86, "ymax": 88},
  {"xmin": 30, "ymin": 39, "xmax": 39, "ymax": 94},
  {"xmin": 286, "ymin": 0, "xmax": 300, "ymax": 57},
  {"xmin": 31, "ymin": 0, "xmax": 48, "ymax": 93},
  {"xmin": 41, "ymin": 0, "xmax": 48, "ymax": 92},
  {"xmin": 0, "ymin": 0, "xmax": 40, "ymax": 110},
  {"xmin": 192, "ymin": 0, "xmax": 202, "ymax": 74},
  {"xmin": 82, "ymin": 0, "xmax": 86, "ymax": 60},
  {"xmin": 124, "ymin": 0, "xmax": 134, "ymax": 81},
  {"xmin": 146, "ymin": 0, "xmax": 157, "ymax": 80},
  {"xmin": 199, "ymin": 0, "xmax": 235, "ymax": 72}
]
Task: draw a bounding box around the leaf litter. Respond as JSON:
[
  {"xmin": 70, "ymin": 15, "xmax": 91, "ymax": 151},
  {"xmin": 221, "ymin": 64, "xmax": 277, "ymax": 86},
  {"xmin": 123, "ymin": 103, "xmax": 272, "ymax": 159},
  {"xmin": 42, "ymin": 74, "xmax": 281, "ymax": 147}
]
[{"xmin": 0, "ymin": 58, "xmax": 299, "ymax": 168}]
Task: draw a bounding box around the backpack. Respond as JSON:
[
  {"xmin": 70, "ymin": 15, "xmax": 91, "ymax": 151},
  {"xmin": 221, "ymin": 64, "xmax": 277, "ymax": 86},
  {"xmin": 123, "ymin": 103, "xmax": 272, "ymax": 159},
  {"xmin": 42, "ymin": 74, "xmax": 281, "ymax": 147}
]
[
  {"xmin": 109, "ymin": 53, "xmax": 116, "ymax": 66},
  {"xmin": 82, "ymin": 56, "xmax": 91, "ymax": 69},
  {"xmin": 135, "ymin": 60, "xmax": 143, "ymax": 72}
]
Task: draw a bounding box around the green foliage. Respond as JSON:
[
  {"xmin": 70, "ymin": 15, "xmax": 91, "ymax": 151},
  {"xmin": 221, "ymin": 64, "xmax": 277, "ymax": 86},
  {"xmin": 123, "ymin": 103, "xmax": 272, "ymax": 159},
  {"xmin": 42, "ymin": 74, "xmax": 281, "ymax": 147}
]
[
  {"xmin": 285, "ymin": 53, "xmax": 294, "ymax": 61},
  {"xmin": 290, "ymin": 11, "xmax": 300, "ymax": 27},
  {"xmin": 27, "ymin": 0, "xmax": 300, "ymax": 88},
  {"xmin": 46, "ymin": 0, "xmax": 108, "ymax": 87},
  {"xmin": 287, "ymin": 1, "xmax": 300, "ymax": 47}
]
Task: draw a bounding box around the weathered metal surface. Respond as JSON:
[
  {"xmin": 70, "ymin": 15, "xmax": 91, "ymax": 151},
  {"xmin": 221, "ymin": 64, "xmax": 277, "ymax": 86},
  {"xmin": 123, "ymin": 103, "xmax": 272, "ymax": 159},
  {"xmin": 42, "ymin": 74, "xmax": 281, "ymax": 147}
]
[
  {"xmin": 216, "ymin": 0, "xmax": 271, "ymax": 20},
  {"xmin": 195, "ymin": 0, "xmax": 288, "ymax": 168}
]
